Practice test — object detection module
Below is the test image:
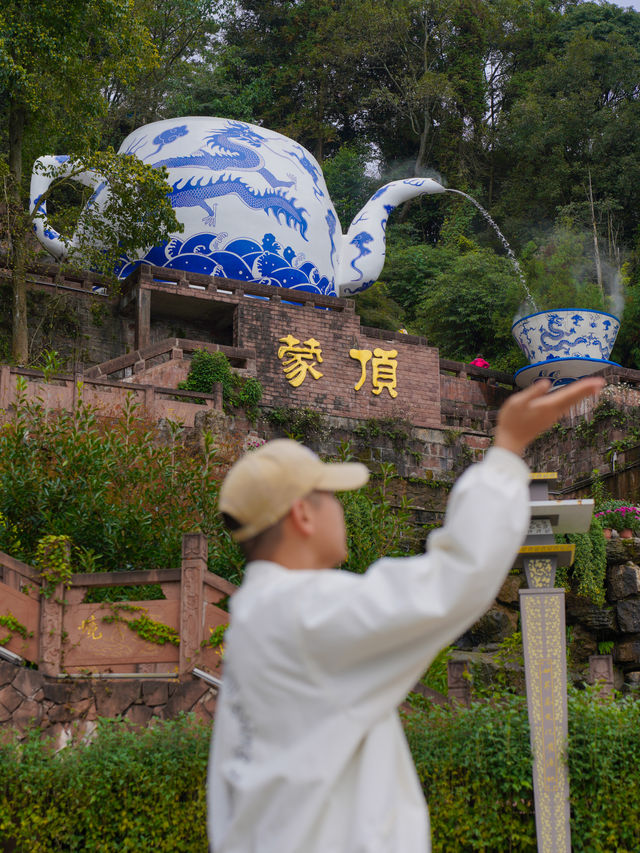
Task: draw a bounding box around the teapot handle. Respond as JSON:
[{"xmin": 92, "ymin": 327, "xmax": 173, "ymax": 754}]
[{"xmin": 30, "ymin": 156, "xmax": 100, "ymax": 261}]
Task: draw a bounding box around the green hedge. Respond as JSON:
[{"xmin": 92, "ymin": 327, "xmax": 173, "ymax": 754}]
[
  {"xmin": 3, "ymin": 693, "xmax": 640, "ymax": 851},
  {"xmin": 406, "ymin": 688, "xmax": 640, "ymax": 852},
  {"xmin": 0, "ymin": 717, "xmax": 209, "ymax": 852}
]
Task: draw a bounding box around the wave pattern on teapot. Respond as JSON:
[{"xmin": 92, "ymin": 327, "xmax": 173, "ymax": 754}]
[{"xmin": 31, "ymin": 117, "xmax": 446, "ymax": 297}]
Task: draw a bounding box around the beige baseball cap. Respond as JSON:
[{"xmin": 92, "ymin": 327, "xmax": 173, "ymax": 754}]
[{"xmin": 219, "ymin": 439, "xmax": 370, "ymax": 542}]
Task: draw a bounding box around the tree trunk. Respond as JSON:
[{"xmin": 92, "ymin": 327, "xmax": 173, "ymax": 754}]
[
  {"xmin": 399, "ymin": 117, "xmax": 431, "ymax": 224},
  {"xmin": 8, "ymin": 103, "xmax": 28, "ymax": 364},
  {"xmin": 414, "ymin": 118, "xmax": 430, "ymax": 177},
  {"xmin": 587, "ymin": 168, "xmax": 603, "ymax": 302}
]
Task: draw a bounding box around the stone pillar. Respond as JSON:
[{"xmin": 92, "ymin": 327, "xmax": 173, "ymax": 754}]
[
  {"xmin": 212, "ymin": 381, "xmax": 223, "ymax": 411},
  {"xmin": 0, "ymin": 364, "xmax": 11, "ymax": 410},
  {"xmin": 179, "ymin": 533, "xmax": 208, "ymax": 675},
  {"xmin": 39, "ymin": 583, "xmax": 65, "ymax": 676},
  {"xmin": 520, "ymin": 571, "xmax": 571, "ymax": 853},
  {"xmin": 135, "ymin": 287, "xmax": 151, "ymax": 350},
  {"xmin": 447, "ymin": 659, "xmax": 471, "ymax": 707}
]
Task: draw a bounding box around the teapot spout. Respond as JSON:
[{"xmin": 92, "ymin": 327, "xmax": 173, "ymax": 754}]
[{"xmin": 336, "ymin": 178, "xmax": 445, "ymax": 297}]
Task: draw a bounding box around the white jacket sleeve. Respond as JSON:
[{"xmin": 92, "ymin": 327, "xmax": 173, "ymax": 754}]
[{"xmin": 297, "ymin": 447, "xmax": 530, "ymax": 710}]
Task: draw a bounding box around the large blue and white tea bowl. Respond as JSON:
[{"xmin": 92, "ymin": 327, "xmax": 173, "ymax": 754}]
[{"xmin": 512, "ymin": 309, "xmax": 620, "ymax": 388}]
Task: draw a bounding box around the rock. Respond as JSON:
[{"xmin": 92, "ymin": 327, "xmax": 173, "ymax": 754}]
[
  {"xmin": 64, "ymin": 680, "xmax": 91, "ymax": 701},
  {"xmin": 0, "ymin": 684, "xmax": 24, "ymax": 714},
  {"xmin": 614, "ymin": 637, "xmax": 640, "ymax": 663},
  {"xmin": 455, "ymin": 606, "xmax": 518, "ymax": 649},
  {"xmin": 70, "ymin": 697, "xmax": 94, "ymax": 718},
  {"xmin": 0, "ymin": 701, "xmax": 12, "ymax": 722},
  {"xmin": 606, "ymin": 538, "xmax": 640, "ymax": 567},
  {"xmin": 565, "ymin": 593, "xmax": 618, "ymax": 631},
  {"xmin": 608, "ymin": 563, "xmax": 640, "ymax": 600},
  {"xmin": 46, "ymin": 723, "xmax": 73, "ymax": 751},
  {"xmin": 124, "ymin": 704, "xmax": 154, "ymax": 727},
  {"xmin": 567, "ymin": 624, "xmax": 598, "ymax": 664},
  {"xmin": 47, "ymin": 702, "xmax": 74, "ymax": 724},
  {"xmin": 199, "ymin": 691, "xmax": 218, "ymax": 719},
  {"xmin": 141, "ymin": 680, "xmax": 169, "ymax": 706},
  {"xmin": 0, "ymin": 660, "xmax": 19, "ymax": 686},
  {"xmin": 12, "ymin": 699, "xmax": 42, "ymax": 728},
  {"xmin": 94, "ymin": 681, "xmax": 141, "ymax": 718},
  {"xmin": 12, "ymin": 668, "xmax": 43, "ymax": 699},
  {"xmin": 163, "ymin": 679, "xmax": 208, "ymax": 719},
  {"xmin": 617, "ymin": 597, "xmax": 640, "ymax": 633},
  {"xmin": 497, "ymin": 573, "xmax": 524, "ymax": 605},
  {"xmin": 42, "ymin": 681, "xmax": 74, "ymax": 704}
]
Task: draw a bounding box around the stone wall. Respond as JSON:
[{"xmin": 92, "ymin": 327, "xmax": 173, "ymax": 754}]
[
  {"xmin": 453, "ymin": 538, "xmax": 640, "ymax": 692},
  {"xmin": 525, "ymin": 374, "xmax": 640, "ymax": 497},
  {"xmin": 0, "ymin": 660, "xmax": 217, "ymax": 746},
  {"xmin": 439, "ymin": 359, "xmax": 513, "ymax": 430},
  {"xmin": 0, "ymin": 274, "xmax": 128, "ymax": 370},
  {"xmin": 0, "ymin": 363, "xmax": 221, "ymax": 429}
]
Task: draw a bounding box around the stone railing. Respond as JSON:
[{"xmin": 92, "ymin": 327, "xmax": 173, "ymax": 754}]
[
  {"xmin": 0, "ymin": 260, "xmax": 111, "ymax": 295},
  {"xmin": 0, "ymin": 363, "xmax": 221, "ymax": 428},
  {"xmin": 84, "ymin": 336, "xmax": 254, "ymax": 383},
  {"xmin": 0, "ymin": 533, "xmax": 232, "ymax": 678},
  {"xmin": 439, "ymin": 358, "xmax": 515, "ymax": 387},
  {"xmin": 122, "ymin": 263, "xmax": 356, "ymax": 313}
]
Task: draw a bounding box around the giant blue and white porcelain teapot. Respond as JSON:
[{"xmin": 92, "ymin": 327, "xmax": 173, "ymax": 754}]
[{"xmin": 31, "ymin": 117, "xmax": 445, "ymax": 297}]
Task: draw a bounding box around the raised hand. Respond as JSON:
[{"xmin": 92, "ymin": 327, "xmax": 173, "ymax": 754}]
[{"xmin": 494, "ymin": 377, "xmax": 606, "ymax": 457}]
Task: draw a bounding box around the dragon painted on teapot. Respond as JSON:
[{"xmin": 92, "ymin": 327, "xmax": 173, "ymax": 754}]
[{"xmin": 31, "ymin": 117, "xmax": 445, "ymax": 297}]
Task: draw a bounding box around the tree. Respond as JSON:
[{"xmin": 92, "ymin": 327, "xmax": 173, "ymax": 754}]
[
  {"xmin": 492, "ymin": 2, "xmax": 640, "ymax": 245},
  {"xmin": 212, "ymin": 0, "xmax": 376, "ymax": 160},
  {"xmin": 412, "ymin": 243, "xmax": 522, "ymax": 366},
  {"xmin": 353, "ymin": 0, "xmax": 490, "ymax": 182},
  {"xmin": 0, "ymin": 0, "xmax": 160, "ymax": 363},
  {"xmin": 103, "ymin": 0, "xmax": 221, "ymax": 145}
]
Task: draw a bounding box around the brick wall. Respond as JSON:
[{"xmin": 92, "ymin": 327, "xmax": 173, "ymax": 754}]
[{"xmin": 236, "ymin": 300, "xmax": 442, "ymax": 427}]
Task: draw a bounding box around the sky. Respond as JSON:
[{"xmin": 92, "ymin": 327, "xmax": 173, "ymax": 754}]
[{"xmin": 612, "ymin": 1, "xmax": 640, "ymax": 10}]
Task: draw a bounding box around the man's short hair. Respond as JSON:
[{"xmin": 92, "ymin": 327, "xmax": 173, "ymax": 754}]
[{"xmin": 221, "ymin": 511, "xmax": 284, "ymax": 560}]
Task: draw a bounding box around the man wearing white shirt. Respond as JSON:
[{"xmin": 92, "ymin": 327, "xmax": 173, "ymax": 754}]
[{"xmin": 208, "ymin": 377, "xmax": 604, "ymax": 853}]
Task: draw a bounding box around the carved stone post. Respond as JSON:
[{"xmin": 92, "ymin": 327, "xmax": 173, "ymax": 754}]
[
  {"xmin": 39, "ymin": 582, "xmax": 64, "ymax": 676},
  {"xmin": 447, "ymin": 659, "xmax": 471, "ymax": 707},
  {"xmin": 520, "ymin": 579, "xmax": 570, "ymax": 853},
  {"xmin": 589, "ymin": 654, "xmax": 614, "ymax": 698},
  {"xmin": 179, "ymin": 533, "xmax": 208, "ymax": 675}
]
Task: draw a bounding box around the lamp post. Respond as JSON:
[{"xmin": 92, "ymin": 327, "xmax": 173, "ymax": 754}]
[{"xmin": 515, "ymin": 472, "xmax": 594, "ymax": 853}]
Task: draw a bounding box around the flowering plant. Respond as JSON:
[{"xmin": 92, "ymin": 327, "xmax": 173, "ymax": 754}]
[{"xmin": 595, "ymin": 501, "xmax": 640, "ymax": 533}]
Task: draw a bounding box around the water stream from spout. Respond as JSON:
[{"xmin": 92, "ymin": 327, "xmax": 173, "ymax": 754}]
[{"xmin": 445, "ymin": 188, "xmax": 539, "ymax": 312}]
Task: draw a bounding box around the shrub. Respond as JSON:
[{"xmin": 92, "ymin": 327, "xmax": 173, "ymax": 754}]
[
  {"xmin": 0, "ymin": 381, "xmax": 244, "ymax": 584},
  {"xmin": 338, "ymin": 460, "xmax": 415, "ymax": 573},
  {"xmin": 0, "ymin": 716, "xmax": 209, "ymax": 852},
  {"xmin": 4, "ymin": 692, "xmax": 640, "ymax": 850},
  {"xmin": 555, "ymin": 516, "xmax": 608, "ymax": 605},
  {"xmin": 179, "ymin": 350, "xmax": 262, "ymax": 421},
  {"xmin": 406, "ymin": 687, "xmax": 640, "ymax": 852}
]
